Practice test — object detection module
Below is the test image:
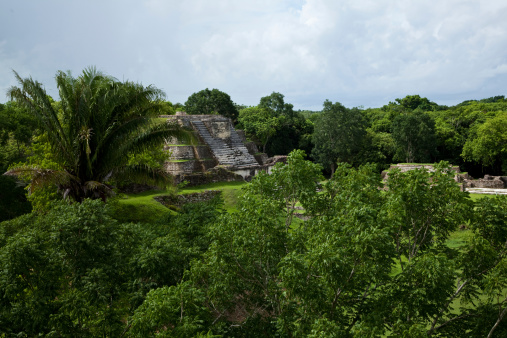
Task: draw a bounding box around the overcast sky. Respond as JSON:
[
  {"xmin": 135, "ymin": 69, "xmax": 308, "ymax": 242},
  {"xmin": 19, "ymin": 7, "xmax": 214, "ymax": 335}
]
[{"xmin": 1, "ymin": 0, "xmax": 507, "ymax": 110}]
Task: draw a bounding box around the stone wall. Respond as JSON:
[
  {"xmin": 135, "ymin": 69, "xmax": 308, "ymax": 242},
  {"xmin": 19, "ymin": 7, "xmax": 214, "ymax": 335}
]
[
  {"xmin": 194, "ymin": 145, "xmax": 214, "ymax": 159},
  {"xmin": 170, "ymin": 146, "xmax": 195, "ymax": 159},
  {"xmin": 463, "ymin": 175, "xmax": 506, "ymax": 189},
  {"xmin": 164, "ymin": 160, "xmax": 200, "ymax": 174},
  {"xmin": 387, "ymin": 164, "xmax": 460, "ymax": 173},
  {"xmin": 254, "ymin": 153, "xmax": 268, "ymax": 165},
  {"xmin": 173, "ymin": 167, "xmax": 245, "ymax": 186},
  {"xmin": 382, "ymin": 164, "xmax": 460, "ymax": 180},
  {"xmin": 236, "ymin": 129, "xmax": 247, "ymax": 142}
]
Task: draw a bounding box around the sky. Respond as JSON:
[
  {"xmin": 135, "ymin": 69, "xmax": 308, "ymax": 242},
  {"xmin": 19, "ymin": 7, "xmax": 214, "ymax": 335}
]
[{"xmin": 1, "ymin": 0, "xmax": 507, "ymax": 110}]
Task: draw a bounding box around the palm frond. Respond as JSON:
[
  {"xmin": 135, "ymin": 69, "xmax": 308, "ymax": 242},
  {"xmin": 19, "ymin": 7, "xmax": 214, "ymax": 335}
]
[
  {"xmin": 96, "ymin": 121, "xmax": 187, "ymax": 179},
  {"xmin": 9, "ymin": 71, "xmax": 74, "ymax": 166},
  {"xmin": 5, "ymin": 166, "xmax": 79, "ymax": 193},
  {"xmin": 83, "ymin": 180, "xmax": 115, "ymax": 200},
  {"xmin": 110, "ymin": 164, "xmax": 173, "ymax": 188}
]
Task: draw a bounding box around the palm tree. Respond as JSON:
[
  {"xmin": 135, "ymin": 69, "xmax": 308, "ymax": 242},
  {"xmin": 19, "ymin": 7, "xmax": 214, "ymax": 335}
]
[{"xmin": 6, "ymin": 67, "xmax": 184, "ymax": 202}]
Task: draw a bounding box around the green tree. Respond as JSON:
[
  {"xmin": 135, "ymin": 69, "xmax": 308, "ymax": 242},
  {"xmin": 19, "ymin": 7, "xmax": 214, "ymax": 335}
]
[
  {"xmin": 6, "ymin": 67, "xmax": 184, "ymax": 202},
  {"xmin": 312, "ymin": 100, "xmax": 366, "ymax": 174},
  {"xmin": 256, "ymin": 92, "xmax": 313, "ymax": 156},
  {"xmin": 184, "ymin": 88, "xmax": 239, "ymax": 121},
  {"xmin": 462, "ymin": 111, "xmax": 507, "ymax": 174},
  {"xmin": 0, "ymin": 101, "xmax": 38, "ymax": 171},
  {"xmin": 392, "ymin": 111, "xmax": 437, "ymax": 163},
  {"xmin": 259, "ymin": 92, "xmax": 294, "ymax": 117},
  {"xmin": 394, "ymin": 94, "xmax": 443, "ymax": 111},
  {"xmin": 238, "ymin": 106, "xmax": 279, "ymax": 153}
]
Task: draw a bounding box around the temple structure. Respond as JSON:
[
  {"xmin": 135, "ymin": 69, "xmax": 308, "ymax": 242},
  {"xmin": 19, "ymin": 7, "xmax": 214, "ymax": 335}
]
[{"xmin": 160, "ymin": 112, "xmax": 284, "ymax": 185}]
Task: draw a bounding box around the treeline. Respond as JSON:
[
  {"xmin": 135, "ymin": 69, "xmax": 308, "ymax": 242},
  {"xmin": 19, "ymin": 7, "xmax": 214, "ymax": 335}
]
[
  {"xmin": 172, "ymin": 89, "xmax": 507, "ymax": 177},
  {"xmin": 2, "ymin": 86, "xmax": 507, "ymax": 179}
]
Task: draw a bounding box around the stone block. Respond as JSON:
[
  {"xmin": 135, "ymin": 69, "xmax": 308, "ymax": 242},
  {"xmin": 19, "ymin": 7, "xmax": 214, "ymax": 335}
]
[
  {"xmin": 194, "ymin": 145, "xmax": 214, "ymax": 159},
  {"xmin": 254, "ymin": 153, "xmax": 268, "ymax": 165},
  {"xmin": 169, "ymin": 146, "xmax": 195, "ymax": 160},
  {"xmin": 165, "ymin": 160, "xmax": 199, "ymax": 174}
]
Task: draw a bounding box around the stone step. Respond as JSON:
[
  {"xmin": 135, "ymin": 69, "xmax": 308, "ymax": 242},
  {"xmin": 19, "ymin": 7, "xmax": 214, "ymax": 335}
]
[{"xmin": 190, "ymin": 120, "xmax": 258, "ymax": 166}]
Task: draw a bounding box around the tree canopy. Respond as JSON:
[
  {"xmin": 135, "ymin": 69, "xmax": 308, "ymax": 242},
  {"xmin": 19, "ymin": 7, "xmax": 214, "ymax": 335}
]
[
  {"xmin": 391, "ymin": 111, "xmax": 437, "ymax": 163},
  {"xmin": 184, "ymin": 88, "xmax": 239, "ymax": 121},
  {"xmin": 312, "ymin": 100, "xmax": 366, "ymax": 174},
  {"xmin": 6, "ymin": 67, "xmax": 184, "ymax": 202}
]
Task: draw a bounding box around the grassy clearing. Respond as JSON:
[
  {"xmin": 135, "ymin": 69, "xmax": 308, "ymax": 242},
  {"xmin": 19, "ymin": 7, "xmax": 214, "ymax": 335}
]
[
  {"xmin": 110, "ymin": 181, "xmax": 248, "ymax": 222},
  {"xmin": 180, "ymin": 181, "xmax": 247, "ymax": 212},
  {"xmin": 108, "ymin": 189, "xmax": 176, "ymax": 223},
  {"xmin": 469, "ymin": 193, "xmax": 492, "ymax": 201}
]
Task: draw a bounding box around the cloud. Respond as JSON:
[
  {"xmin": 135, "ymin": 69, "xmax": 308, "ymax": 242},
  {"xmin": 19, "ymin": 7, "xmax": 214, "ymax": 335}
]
[{"xmin": 1, "ymin": 0, "xmax": 506, "ymax": 108}]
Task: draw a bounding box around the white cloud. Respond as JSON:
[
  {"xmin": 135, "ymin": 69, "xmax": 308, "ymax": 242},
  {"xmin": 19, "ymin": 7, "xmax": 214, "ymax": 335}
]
[{"xmin": 1, "ymin": 0, "xmax": 507, "ymax": 108}]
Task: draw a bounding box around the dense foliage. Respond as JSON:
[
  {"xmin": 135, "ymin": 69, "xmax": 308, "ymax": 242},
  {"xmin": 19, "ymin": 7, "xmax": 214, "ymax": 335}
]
[
  {"xmin": 6, "ymin": 67, "xmax": 184, "ymax": 202},
  {"xmin": 1, "ymin": 68, "xmax": 507, "ymax": 335},
  {"xmin": 239, "ymin": 92, "xmax": 313, "ymax": 157},
  {"xmin": 185, "ymin": 88, "xmax": 239, "ymax": 121},
  {"xmin": 1, "ymin": 151, "xmax": 505, "ymax": 336}
]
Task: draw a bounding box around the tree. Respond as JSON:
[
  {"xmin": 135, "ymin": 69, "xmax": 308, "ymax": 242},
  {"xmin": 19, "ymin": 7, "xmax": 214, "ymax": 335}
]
[
  {"xmin": 394, "ymin": 94, "xmax": 443, "ymax": 111},
  {"xmin": 392, "ymin": 111, "xmax": 437, "ymax": 163},
  {"xmin": 6, "ymin": 67, "xmax": 184, "ymax": 202},
  {"xmin": 184, "ymin": 88, "xmax": 238, "ymax": 121},
  {"xmin": 462, "ymin": 112, "xmax": 507, "ymax": 174},
  {"xmin": 0, "ymin": 101, "xmax": 38, "ymax": 171},
  {"xmin": 259, "ymin": 92, "xmax": 294, "ymax": 117},
  {"xmin": 312, "ymin": 100, "xmax": 366, "ymax": 174},
  {"xmin": 238, "ymin": 107, "xmax": 279, "ymax": 153}
]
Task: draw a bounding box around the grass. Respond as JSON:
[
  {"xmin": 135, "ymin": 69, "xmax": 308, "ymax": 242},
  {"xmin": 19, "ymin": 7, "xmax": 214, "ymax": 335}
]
[
  {"xmin": 469, "ymin": 193, "xmax": 492, "ymax": 201},
  {"xmin": 110, "ymin": 181, "xmax": 248, "ymax": 223},
  {"xmin": 109, "ymin": 189, "xmax": 177, "ymax": 223},
  {"xmin": 180, "ymin": 181, "xmax": 247, "ymax": 212}
]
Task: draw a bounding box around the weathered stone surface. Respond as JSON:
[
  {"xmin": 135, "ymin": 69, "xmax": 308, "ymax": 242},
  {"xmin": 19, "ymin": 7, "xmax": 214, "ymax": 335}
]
[
  {"xmin": 161, "ymin": 113, "xmax": 281, "ymax": 183},
  {"xmin": 245, "ymin": 141, "xmax": 259, "ymax": 154},
  {"xmin": 194, "ymin": 146, "xmax": 214, "ymax": 159},
  {"xmin": 463, "ymin": 176, "xmax": 505, "ymax": 189},
  {"xmin": 173, "ymin": 167, "xmax": 244, "ymax": 186},
  {"xmin": 170, "ymin": 146, "xmax": 195, "ymax": 160},
  {"xmin": 165, "ymin": 160, "xmax": 200, "ymax": 174},
  {"xmin": 254, "ymin": 153, "xmax": 268, "ymax": 165},
  {"xmin": 382, "ymin": 164, "xmax": 460, "ymax": 180},
  {"xmin": 236, "ymin": 129, "xmax": 247, "ymax": 142}
]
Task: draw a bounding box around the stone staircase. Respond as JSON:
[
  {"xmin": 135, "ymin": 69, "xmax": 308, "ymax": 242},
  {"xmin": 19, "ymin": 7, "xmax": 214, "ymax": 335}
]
[{"xmin": 191, "ymin": 120, "xmax": 258, "ymax": 167}]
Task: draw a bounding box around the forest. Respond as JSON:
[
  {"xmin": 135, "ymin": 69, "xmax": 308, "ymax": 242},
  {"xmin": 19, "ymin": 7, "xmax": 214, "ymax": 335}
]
[{"xmin": 0, "ymin": 68, "xmax": 506, "ymax": 337}]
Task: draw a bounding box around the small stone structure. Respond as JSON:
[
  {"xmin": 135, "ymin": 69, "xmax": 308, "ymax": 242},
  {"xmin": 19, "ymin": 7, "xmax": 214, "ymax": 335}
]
[
  {"xmin": 384, "ymin": 164, "xmax": 507, "ymax": 195},
  {"xmin": 160, "ymin": 113, "xmax": 285, "ymax": 185},
  {"xmin": 382, "ymin": 164, "xmax": 460, "ymax": 180},
  {"xmin": 462, "ymin": 175, "xmax": 507, "ymax": 189}
]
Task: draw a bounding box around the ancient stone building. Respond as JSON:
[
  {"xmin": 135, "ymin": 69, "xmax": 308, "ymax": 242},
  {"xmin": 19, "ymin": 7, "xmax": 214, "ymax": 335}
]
[{"xmin": 160, "ymin": 112, "xmax": 284, "ymax": 185}]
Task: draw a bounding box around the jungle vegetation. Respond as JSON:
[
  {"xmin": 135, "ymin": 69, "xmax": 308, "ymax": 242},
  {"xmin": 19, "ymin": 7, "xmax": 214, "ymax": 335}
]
[{"xmin": 0, "ymin": 69, "xmax": 506, "ymax": 336}]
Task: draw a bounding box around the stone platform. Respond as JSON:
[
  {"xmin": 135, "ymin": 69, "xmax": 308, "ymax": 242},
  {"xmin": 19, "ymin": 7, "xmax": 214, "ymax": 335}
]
[{"xmin": 160, "ymin": 113, "xmax": 284, "ymax": 185}]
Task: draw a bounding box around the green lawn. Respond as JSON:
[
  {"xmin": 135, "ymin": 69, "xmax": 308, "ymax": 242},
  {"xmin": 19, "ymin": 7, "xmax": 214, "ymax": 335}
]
[
  {"xmin": 469, "ymin": 192, "xmax": 492, "ymax": 201},
  {"xmin": 180, "ymin": 181, "xmax": 247, "ymax": 212},
  {"xmin": 110, "ymin": 181, "xmax": 248, "ymax": 223},
  {"xmin": 108, "ymin": 189, "xmax": 176, "ymax": 223}
]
